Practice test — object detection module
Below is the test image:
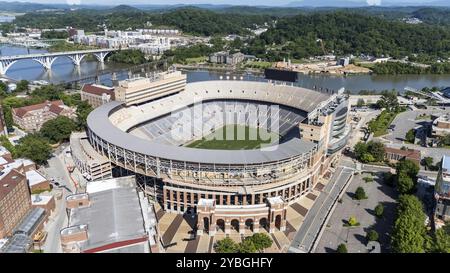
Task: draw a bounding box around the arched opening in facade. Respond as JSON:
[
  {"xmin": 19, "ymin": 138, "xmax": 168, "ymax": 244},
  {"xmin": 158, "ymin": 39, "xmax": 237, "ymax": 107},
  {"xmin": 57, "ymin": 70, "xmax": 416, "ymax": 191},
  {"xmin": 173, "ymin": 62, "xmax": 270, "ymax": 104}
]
[
  {"xmin": 216, "ymin": 219, "xmax": 225, "ymax": 233},
  {"xmin": 275, "ymin": 215, "xmax": 282, "ymax": 230},
  {"xmin": 231, "ymin": 219, "xmax": 240, "ymax": 232},
  {"xmin": 203, "ymin": 217, "xmax": 210, "ymax": 232},
  {"xmin": 245, "ymin": 219, "xmax": 254, "ymax": 232},
  {"xmin": 259, "ymin": 218, "xmax": 268, "ymax": 232}
]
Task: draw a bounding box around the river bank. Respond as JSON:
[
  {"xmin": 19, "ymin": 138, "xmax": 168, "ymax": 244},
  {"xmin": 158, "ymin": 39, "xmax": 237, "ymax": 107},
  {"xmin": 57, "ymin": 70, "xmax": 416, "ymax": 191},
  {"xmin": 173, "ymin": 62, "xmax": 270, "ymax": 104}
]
[{"xmin": 2, "ymin": 44, "xmax": 450, "ymax": 93}]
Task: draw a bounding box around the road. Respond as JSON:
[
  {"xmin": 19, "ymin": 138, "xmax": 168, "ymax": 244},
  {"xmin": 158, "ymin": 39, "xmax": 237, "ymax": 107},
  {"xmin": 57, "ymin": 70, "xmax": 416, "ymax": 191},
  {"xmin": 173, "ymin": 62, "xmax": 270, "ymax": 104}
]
[
  {"xmin": 288, "ymin": 166, "xmax": 354, "ymax": 253},
  {"xmin": 39, "ymin": 145, "xmax": 76, "ymax": 253}
]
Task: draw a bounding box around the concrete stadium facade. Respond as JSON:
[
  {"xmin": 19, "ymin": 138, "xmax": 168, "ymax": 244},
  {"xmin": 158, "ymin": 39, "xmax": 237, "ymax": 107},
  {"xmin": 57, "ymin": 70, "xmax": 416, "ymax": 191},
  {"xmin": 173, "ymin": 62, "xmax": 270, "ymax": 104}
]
[{"xmin": 83, "ymin": 80, "xmax": 350, "ymax": 235}]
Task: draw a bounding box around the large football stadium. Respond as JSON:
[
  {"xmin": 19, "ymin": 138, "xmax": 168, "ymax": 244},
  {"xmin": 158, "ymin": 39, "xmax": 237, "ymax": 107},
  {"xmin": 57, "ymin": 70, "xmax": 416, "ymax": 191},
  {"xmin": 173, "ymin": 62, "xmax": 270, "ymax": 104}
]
[{"xmin": 82, "ymin": 79, "xmax": 350, "ymax": 235}]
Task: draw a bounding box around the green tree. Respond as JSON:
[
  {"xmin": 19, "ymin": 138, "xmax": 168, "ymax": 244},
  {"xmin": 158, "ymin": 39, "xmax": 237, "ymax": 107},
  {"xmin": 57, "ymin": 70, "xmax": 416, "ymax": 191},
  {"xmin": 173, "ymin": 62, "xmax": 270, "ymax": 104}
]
[
  {"xmin": 356, "ymin": 98, "xmax": 365, "ymax": 107},
  {"xmin": 391, "ymin": 195, "xmax": 427, "ymax": 253},
  {"xmin": 366, "ymin": 230, "xmax": 379, "ymax": 242},
  {"xmin": 15, "ymin": 80, "xmax": 29, "ymax": 93},
  {"xmin": 432, "ymin": 223, "xmax": 450, "ymax": 253},
  {"xmin": 75, "ymin": 100, "xmax": 94, "ymax": 129},
  {"xmin": 377, "ymin": 90, "xmax": 399, "ymax": 112},
  {"xmin": 367, "ymin": 141, "xmax": 385, "ymax": 162},
  {"xmin": 214, "ymin": 237, "xmax": 239, "ymax": 253},
  {"xmin": 405, "ymin": 129, "xmax": 415, "ymax": 144},
  {"xmin": 337, "ymin": 243, "xmax": 348, "ymax": 253},
  {"xmin": 438, "ymin": 134, "xmax": 450, "ymax": 147},
  {"xmin": 348, "ymin": 216, "xmax": 359, "ymax": 226},
  {"xmin": 40, "ymin": 116, "xmax": 77, "ymax": 144},
  {"xmin": 248, "ymin": 233, "xmax": 272, "ymax": 252},
  {"xmin": 238, "ymin": 238, "xmax": 257, "ymax": 253},
  {"xmin": 0, "ymin": 135, "xmax": 16, "ymax": 157},
  {"xmin": 354, "ymin": 141, "xmax": 368, "ymax": 160},
  {"xmin": 360, "ymin": 153, "xmax": 375, "ymax": 163},
  {"xmin": 15, "ymin": 134, "xmax": 52, "ymax": 165},
  {"xmin": 0, "ymin": 81, "xmax": 8, "ymax": 98},
  {"xmin": 421, "ymin": 157, "xmax": 434, "ymax": 171},
  {"xmin": 355, "ymin": 187, "xmax": 367, "ymax": 200},
  {"xmin": 396, "ymin": 159, "xmax": 419, "ymax": 181},
  {"xmin": 108, "ymin": 49, "xmax": 146, "ymax": 65},
  {"xmin": 374, "ymin": 203, "xmax": 384, "ymax": 218},
  {"xmin": 396, "ymin": 171, "xmax": 415, "ymax": 194},
  {"xmin": 363, "ymin": 176, "xmax": 374, "ymax": 183}
]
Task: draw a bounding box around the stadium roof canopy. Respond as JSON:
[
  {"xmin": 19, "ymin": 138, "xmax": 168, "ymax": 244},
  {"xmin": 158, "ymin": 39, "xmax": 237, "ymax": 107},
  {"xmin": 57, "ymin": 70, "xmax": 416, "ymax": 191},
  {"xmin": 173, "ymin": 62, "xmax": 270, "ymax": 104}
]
[{"xmin": 87, "ymin": 81, "xmax": 328, "ymax": 165}]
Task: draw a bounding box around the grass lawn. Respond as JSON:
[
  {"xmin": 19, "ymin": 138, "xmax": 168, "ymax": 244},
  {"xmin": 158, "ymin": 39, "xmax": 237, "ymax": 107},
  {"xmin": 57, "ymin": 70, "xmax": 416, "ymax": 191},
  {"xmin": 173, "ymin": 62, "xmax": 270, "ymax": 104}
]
[
  {"xmin": 415, "ymin": 114, "xmax": 431, "ymax": 120},
  {"xmin": 48, "ymin": 41, "xmax": 98, "ymax": 52},
  {"xmin": 368, "ymin": 110, "xmax": 399, "ymax": 137},
  {"xmin": 185, "ymin": 56, "xmax": 208, "ymax": 64},
  {"xmin": 185, "ymin": 124, "xmax": 279, "ymax": 150},
  {"xmin": 244, "ymin": 61, "xmax": 273, "ymax": 69}
]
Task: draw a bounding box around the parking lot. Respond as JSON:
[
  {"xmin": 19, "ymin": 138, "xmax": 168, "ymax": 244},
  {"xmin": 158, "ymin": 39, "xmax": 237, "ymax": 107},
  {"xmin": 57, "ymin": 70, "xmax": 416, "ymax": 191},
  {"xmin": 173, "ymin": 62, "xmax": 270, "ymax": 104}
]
[
  {"xmin": 385, "ymin": 107, "xmax": 449, "ymax": 144},
  {"xmin": 315, "ymin": 171, "xmax": 397, "ymax": 253}
]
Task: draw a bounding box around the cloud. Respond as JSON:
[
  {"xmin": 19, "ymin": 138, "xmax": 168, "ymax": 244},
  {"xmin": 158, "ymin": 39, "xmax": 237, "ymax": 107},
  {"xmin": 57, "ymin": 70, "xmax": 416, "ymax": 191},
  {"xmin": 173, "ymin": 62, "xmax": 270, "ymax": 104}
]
[
  {"xmin": 66, "ymin": 0, "xmax": 81, "ymax": 4},
  {"xmin": 366, "ymin": 0, "xmax": 382, "ymax": 5}
]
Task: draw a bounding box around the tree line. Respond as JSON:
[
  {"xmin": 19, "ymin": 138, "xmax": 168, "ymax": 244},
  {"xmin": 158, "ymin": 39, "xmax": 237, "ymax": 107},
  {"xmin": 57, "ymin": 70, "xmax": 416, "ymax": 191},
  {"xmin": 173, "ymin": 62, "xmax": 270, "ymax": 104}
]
[
  {"xmin": 0, "ymin": 84, "xmax": 93, "ymax": 164},
  {"xmin": 243, "ymin": 11, "xmax": 450, "ymax": 61},
  {"xmin": 13, "ymin": 8, "xmax": 272, "ymax": 36}
]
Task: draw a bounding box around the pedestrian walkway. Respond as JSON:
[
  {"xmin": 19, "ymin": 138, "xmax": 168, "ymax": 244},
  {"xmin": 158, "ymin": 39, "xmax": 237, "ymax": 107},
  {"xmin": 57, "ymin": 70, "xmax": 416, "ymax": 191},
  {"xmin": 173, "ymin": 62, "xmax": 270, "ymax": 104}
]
[{"xmin": 289, "ymin": 167, "xmax": 354, "ymax": 253}]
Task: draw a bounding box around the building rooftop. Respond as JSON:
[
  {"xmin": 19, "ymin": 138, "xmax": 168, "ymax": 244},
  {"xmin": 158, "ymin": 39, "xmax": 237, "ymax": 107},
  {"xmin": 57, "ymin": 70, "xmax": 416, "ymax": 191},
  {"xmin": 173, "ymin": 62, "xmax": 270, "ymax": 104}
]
[
  {"xmin": 12, "ymin": 100, "xmax": 67, "ymax": 118},
  {"xmin": 67, "ymin": 176, "xmax": 147, "ymax": 252},
  {"xmin": 385, "ymin": 147, "xmax": 421, "ymax": 162},
  {"xmin": 14, "ymin": 207, "xmax": 46, "ymax": 236},
  {"xmin": 0, "ymin": 234, "xmax": 30, "ymax": 253},
  {"xmin": 0, "ymin": 169, "xmax": 26, "ymax": 200},
  {"xmin": 82, "ymin": 84, "xmax": 115, "ymax": 97},
  {"xmin": 31, "ymin": 194, "xmax": 53, "ymax": 206},
  {"xmin": 25, "ymin": 170, "xmax": 47, "ymax": 187}
]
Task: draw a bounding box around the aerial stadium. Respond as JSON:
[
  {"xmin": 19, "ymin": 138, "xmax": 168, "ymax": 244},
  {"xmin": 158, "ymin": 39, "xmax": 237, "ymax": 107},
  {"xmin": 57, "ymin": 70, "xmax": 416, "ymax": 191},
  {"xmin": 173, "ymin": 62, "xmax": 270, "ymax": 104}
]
[{"xmin": 76, "ymin": 70, "xmax": 351, "ymax": 236}]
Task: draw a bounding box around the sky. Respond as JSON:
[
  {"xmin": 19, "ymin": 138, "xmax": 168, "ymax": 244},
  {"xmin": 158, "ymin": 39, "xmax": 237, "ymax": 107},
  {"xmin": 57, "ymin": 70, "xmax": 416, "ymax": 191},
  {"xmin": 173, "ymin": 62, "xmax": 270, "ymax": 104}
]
[{"xmin": 5, "ymin": 0, "xmax": 441, "ymax": 6}]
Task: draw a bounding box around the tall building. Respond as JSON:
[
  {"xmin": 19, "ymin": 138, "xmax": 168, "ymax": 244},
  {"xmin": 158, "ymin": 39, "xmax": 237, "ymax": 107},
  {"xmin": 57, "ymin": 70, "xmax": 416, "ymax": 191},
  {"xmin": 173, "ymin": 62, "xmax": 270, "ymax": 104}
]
[
  {"xmin": 435, "ymin": 155, "xmax": 450, "ymax": 222},
  {"xmin": 0, "ymin": 169, "xmax": 32, "ymax": 238},
  {"xmin": 114, "ymin": 70, "xmax": 186, "ymax": 106},
  {"xmin": 12, "ymin": 100, "xmax": 77, "ymax": 132}
]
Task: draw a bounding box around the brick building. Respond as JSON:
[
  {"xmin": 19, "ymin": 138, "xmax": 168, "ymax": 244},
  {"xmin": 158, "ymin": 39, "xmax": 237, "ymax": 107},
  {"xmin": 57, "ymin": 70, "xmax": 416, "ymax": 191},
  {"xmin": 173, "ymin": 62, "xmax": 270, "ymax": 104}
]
[
  {"xmin": 80, "ymin": 84, "xmax": 115, "ymax": 108},
  {"xmin": 0, "ymin": 169, "xmax": 32, "ymax": 238},
  {"xmin": 12, "ymin": 100, "xmax": 76, "ymax": 132},
  {"xmin": 384, "ymin": 147, "xmax": 421, "ymax": 165}
]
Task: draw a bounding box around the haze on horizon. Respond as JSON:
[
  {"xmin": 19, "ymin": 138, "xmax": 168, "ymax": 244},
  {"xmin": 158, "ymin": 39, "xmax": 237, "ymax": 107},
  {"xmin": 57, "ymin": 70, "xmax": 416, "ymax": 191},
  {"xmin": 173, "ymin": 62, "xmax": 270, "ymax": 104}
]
[{"xmin": 0, "ymin": 0, "xmax": 442, "ymax": 7}]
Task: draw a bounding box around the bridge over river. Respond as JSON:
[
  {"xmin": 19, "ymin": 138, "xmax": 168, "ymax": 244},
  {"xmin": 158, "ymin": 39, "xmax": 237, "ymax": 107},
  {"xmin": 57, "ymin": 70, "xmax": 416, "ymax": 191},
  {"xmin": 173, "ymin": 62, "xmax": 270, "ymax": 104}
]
[{"xmin": 0, "ymin": 48, "xmax": 119, "ymax": 75}]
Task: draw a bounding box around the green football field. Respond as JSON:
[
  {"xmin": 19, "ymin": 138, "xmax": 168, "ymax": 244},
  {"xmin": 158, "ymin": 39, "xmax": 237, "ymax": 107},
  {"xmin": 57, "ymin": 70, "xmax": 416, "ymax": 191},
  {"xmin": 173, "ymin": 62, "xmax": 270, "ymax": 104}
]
[{"xmin": 185, "ymin": 125, "xmax": 279, "ymax": 150}]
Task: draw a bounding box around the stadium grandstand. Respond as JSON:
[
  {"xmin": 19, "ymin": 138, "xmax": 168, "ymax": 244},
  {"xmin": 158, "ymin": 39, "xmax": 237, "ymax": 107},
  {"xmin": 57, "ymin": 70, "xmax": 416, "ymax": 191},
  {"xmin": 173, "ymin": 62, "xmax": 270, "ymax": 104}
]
[{"xmin": 76, "ymin": 77, "xmax": 350, "ymax": 236}]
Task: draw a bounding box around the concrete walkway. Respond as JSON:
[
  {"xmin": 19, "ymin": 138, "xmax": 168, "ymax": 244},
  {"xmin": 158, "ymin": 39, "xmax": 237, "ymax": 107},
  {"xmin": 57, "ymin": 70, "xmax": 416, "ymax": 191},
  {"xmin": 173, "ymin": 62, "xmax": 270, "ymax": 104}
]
[{"xmin": 289, "ymin": 166, "xmax": 354, "ymax": 253}]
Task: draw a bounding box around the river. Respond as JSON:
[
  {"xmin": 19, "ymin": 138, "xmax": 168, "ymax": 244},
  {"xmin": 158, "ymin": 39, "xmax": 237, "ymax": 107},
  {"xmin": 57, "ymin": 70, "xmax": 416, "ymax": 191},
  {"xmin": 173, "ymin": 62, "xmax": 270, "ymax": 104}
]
[{"xmin": 2, "ymin": 45, "xmax": 450, "ymax": 93}]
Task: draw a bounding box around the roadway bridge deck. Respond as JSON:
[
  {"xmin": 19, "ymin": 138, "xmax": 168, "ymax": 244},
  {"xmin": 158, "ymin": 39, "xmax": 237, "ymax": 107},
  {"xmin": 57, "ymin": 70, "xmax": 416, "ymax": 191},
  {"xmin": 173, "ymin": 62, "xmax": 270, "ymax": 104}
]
[{"xmin": 0, "ymin": 48, "xmax": 119, "ymax": 75}]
